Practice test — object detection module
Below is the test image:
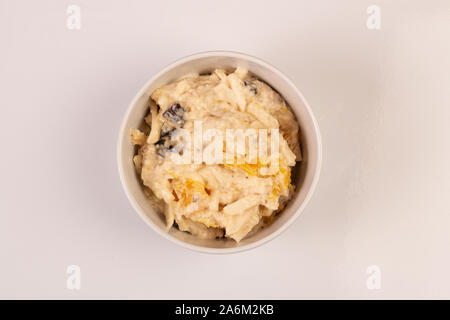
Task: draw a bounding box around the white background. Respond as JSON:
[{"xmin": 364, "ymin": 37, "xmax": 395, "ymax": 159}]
[{"xmin": 1, "ymin": 0, "xmax": 449, "ymax": 299}]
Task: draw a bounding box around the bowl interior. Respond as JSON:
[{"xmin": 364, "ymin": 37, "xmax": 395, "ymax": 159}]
[{"xmin": 118, "ymin": 52, "xmax": 321, "ymax": 252}]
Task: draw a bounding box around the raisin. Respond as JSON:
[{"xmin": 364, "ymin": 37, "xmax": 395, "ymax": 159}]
[
  {"xmin": 154, "ymin": 127, "xmax": 184, "ymax": 159},
  {"xmin": 244, "ymin": 80, "xmax": 258, "ymax": 95},
  {"xmin": 162, "ymin": 103, "xmax": 185, "ymax": 126},
  {"xmin": 155, "ymin": 123, "xmax": 175, "ymax": 150}
]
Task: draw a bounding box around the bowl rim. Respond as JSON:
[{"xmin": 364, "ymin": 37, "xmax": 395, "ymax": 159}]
[{"xmin": 117, "ymin": 50, "xmax": 322, "ymax": 254}]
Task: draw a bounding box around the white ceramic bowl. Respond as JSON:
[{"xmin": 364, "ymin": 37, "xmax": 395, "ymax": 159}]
[{"xmin": 117, "ymin": 51, "xmax": 322, "ymax": 254}]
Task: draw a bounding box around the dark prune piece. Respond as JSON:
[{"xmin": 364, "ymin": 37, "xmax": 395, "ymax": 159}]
[
  {"xmin": 162, "ymin": 103, "xmax": 185, "ymax": 126},
  {"xmin": 244, "ymin": 80, "xmax": 258, "ymax": 95}
]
